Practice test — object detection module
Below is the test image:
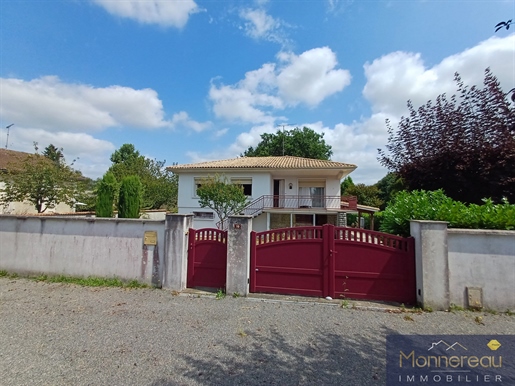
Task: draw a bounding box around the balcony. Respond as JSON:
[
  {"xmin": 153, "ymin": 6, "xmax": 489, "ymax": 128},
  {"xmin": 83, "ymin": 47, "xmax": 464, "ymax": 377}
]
[{"xmin": 241, "ymin": 195, "xmax": 358, "ymax": 217}]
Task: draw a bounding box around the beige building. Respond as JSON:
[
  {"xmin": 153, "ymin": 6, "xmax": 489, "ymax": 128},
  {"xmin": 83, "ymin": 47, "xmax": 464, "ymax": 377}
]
[{"xmin": 0, "ymin": 148, "xmax": 75, "ymax": 215}]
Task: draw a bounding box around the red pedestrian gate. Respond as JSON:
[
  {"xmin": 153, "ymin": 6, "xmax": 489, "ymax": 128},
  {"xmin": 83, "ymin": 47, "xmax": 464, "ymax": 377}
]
[
  {"xmin": 187, "ymin": 228, "xmax": 228, "ymax": 290},
  {"xmin": 250, "ymin": 224, "xmax": 416, "ymax": 304}
]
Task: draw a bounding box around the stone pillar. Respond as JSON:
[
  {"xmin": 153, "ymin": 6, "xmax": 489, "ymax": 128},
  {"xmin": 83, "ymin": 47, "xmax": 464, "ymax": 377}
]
[
  {"xmin": 226, "ymin": 215, "xmax": 253, "ymax": 296},
  {"xmin": 410, "ymin": 220, "xmax": 449, "ymax": 310},
  {"xmin": 163, "ymin": 214, "xmax": 193, "ymax": 290}
]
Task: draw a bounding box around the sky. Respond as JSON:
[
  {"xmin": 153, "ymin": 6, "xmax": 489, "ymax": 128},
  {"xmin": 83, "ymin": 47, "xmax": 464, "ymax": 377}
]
[{"xmin": 1, "ymin": 0, "xmax": 514, "ymax": 184}]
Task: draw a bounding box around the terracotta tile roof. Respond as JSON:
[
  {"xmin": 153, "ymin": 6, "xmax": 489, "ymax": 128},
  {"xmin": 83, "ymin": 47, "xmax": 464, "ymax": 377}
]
[
  {"xmin": 0, "ymin": 149, "xmax": 32, "ymax": 172},
  {"xmin": 168, "ymin": 156, "xmax": 356, "ymax": 171}
]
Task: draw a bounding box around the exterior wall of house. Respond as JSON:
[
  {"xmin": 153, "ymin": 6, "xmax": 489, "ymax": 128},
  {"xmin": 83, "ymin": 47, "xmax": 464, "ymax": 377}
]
[
  {"xmin": 252, "ymin": 212, "xmax": 268, "ymax": 232},
  {"xmin": 176, "ymin": 171, "xmax": 345, "ymax": 230},
  {"xmin": 177, "ymin": 171, "xmax": 272, "ymax": 228}
]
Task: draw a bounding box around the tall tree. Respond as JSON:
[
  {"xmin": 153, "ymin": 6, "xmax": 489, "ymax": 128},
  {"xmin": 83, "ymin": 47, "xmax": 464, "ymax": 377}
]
[
  {"xmin": 375, "ymin": 172, "xmax": 405, "ymax": 210},
  {"xmin": 378, "ymin": 68, "xmax": 515, "ymax": 204},
  {"xmin": 43, "ymin": 144, "xmax": 64, "ymax": 165},
  {"xmin": 1, "ymin": 144, "xmax": 85, "ymax": 213},
  {"xmin": 340, "ymin": 176, "xmax": 355, "ymax": 195},
  {"xmin": 108, "ymin": 144, "xmax": 178, "ymax": 210},
  {"xmin": 243, "ymin": 127, "xmax": 333, "ymax": 160},
  {"xmin": 196, "ymin": 175, "xmax": 249, "ymax": 230},
  {"xmin": 118, "ymin": 175, "xmax": 142, "ymax": 218},
  {"xmin": 95, "ymin": 172, "xmax": 118, "ymax": 218}
]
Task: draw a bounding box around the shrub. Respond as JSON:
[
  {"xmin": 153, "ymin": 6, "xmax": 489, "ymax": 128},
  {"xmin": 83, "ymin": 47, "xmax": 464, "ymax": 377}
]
[
  {"xmin": 95, "ymin": 172, "xmax": 118, "ymax": 217},
  {"xmin": 118, "ymin": 175, "xmax": 143, "ymax": 218},
  {"xmin": 380, "ymin": 189, "xmax": 515, "ymax": 236}
]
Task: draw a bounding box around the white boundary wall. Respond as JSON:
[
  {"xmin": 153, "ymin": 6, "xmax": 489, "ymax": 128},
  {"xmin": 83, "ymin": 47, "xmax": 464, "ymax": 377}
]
[
  {"xmin": 410, "ymin": 221, "xmax": 515, "ymax": 311},
  {"xmin": 0, "ymin": 215, "xmax": 165, "ymax": 286}
]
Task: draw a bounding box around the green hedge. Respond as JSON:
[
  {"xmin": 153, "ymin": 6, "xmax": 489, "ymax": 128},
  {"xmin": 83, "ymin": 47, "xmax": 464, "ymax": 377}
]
[{"xmin": 380, "ymin": 190, "xmax": 515, "ymax": 236}]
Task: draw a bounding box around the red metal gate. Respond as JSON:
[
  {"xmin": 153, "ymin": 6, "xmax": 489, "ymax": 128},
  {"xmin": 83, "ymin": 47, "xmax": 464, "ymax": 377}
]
[
  {"xmin": 250, "ymin": 224, "xmax": 416, "ymax": 304},
  {"xmin": 187, "ymin": 228, "xmax": 228, "ymax": 289}
]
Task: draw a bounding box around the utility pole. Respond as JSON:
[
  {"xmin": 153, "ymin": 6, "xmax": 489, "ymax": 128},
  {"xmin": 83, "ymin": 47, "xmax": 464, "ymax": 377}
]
[
  {"xmin": 5, "ymin": 124, "xmax": 14, "ymax": 149},
  {"xmin": 276, "ymin": 123, "xmax": 297, "ymax": 156}
]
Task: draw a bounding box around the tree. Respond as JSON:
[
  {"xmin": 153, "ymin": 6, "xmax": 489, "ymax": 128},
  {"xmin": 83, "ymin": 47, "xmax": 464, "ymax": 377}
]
[
  {"xmin": 375, "ymin": 172, "xmax": 405, "ymax": 210},
  {"xmin": 95, "ymin": 172, "xmax": 117, "ymax": 217},
  {"xmin": 196, "ymin": 175, "xmax": 249, "ymax": 230},
  {"xmin": 108, "ymin": 144, "xmax": 178, "ymax": 210},
  {"xmin": 118, "ymin": 175, "xmax": 142, "ymax": 218},
  {"xmin": 1, "ymin": 145, "xmax": 85, "ymax": 213},
  {"xmin": 345, "ymin": 183, "xmax": 383, "ymax": 208},
  {"xmin": 243, "ymin": 127, "xmax": 333, "ymax": 160},
  {"xmin": 340, "ymin": 176, "xmax": 354, "ymax": 195},
  {"xmin": 378, "ymin": 68, "xmax": 515, "ymax": 204},
  {"xmin": 43, "ymin": 144, "xmax": 64, "ymax": 165}
]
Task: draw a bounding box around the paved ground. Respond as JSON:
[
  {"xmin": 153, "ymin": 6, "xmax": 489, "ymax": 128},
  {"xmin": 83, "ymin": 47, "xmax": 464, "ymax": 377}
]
[{"xmin": 1, "ymin": 278, "xmax": 514, "ymax": 386}]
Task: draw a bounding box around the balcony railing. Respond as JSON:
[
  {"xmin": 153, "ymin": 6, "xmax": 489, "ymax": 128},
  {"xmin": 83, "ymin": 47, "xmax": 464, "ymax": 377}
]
[{"xmin": 241, "ymin": 195, "xmax": 352, "ymax": 217}]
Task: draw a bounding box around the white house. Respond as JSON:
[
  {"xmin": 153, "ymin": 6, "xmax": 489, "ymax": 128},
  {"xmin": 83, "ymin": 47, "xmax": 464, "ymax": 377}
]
[{"xmin": 168, "ymin": 156, "xmax": 378, "ymax": 231}]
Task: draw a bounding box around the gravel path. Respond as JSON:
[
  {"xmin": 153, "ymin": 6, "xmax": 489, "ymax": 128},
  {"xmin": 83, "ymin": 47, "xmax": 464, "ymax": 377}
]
[{"xmin": 1, "ymin": 277, "xmax": 514, "ymax": 386}]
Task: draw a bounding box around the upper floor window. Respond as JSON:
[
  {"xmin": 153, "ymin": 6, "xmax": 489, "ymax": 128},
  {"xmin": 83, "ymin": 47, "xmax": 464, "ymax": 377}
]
[{"xmin": 231, "ymin": 178, "xmax": 252, "ymax": 196}]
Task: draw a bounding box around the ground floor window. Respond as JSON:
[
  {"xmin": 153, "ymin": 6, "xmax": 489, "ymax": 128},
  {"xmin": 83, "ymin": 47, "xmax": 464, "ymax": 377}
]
[
  {"xmin": 193, "ymin": 211, "xmax": 214, "ymax": 220},
  {"xmin": 269, "ymin": 213, "xmax": 337, "ymax": 229}
]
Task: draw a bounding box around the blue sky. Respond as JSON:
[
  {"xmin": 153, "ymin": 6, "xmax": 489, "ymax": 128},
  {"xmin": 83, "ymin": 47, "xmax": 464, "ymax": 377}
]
[{"xmin": 1, "ymin": 0, "xmax": 514, "ymax": 183}]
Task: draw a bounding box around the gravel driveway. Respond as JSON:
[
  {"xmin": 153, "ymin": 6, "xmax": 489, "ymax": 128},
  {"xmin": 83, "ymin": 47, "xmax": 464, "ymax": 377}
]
[{"xmin": 1, "ymin": 278, "xmax": 514, "ymax": 386}]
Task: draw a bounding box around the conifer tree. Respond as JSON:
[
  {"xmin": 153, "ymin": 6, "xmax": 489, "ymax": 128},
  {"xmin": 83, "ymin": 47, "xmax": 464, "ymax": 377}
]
[
  {"xmin": 95, "ymin": 172, "xmax": 117, "ymax": 218},
  {"xmin": 118, "ymin": 175, "xmax": 142, "ymax": 218}
]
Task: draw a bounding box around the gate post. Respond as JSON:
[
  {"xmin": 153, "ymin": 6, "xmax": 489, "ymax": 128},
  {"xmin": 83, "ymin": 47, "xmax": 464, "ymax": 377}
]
[
  {"xmin": 410, "ymin": 220, "xmax": 449, "ymax": 310},
  {"xmin": 163, "ymin": 214, "xmax": 193, "ymax": 290},
  {"xmin": 226, "ymin": 215, "xmax": 253, "ymax": 296}
]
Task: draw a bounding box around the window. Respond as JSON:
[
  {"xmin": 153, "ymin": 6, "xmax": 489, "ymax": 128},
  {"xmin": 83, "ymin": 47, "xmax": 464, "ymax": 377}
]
[
  {"xmin": 298, "ymin": 180, "xmax": 325, "ymax": 208},
  {"xmin": 193, "ymin": 211, "xmax": 214, "ymax": 220},
  {"xmin": 231, "ymin": 178, "xmax": 252, "ymax": 196},
  {"xmin": 193, "ymin": 178, "xmax": 203, "ymax": 197}
]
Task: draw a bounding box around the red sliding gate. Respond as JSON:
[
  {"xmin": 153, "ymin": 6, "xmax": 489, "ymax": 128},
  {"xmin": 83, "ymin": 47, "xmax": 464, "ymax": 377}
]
[
  {"xmin": 187, "ymin": 228, "xmax": 227, "ymax": 289},
  {"xmin": 250, "ymin": 225, "xmax": 416, "ymax": 304}
]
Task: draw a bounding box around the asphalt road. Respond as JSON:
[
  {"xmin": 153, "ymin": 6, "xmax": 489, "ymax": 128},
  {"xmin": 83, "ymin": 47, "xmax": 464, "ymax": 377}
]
[{"xmin": 1, "ymin": 278, "xmax": 514, "ymax": 386}]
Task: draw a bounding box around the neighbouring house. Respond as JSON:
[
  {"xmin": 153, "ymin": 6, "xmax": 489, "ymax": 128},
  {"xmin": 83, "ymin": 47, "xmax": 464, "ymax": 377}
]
[
  {"xmin": 168, "ymin": 156, "xmax": 379, "ymax": 231},
  {"xmin": 0, "ymin": 148, "xmax": 75, "ymax": 215}
]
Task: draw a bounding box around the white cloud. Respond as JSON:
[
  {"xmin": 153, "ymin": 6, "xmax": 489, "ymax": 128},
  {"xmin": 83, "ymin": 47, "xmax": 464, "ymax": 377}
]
[
  {"xmin": 171, "ymin": 111, "xmax": 211, "ymax": 132},
  {"xmin": 363, "ymin": 35, "xmax": 515, "ymax": 117},
  {"xmin": 92, "ymin": 0, "xmax": 199, "ymax": 28},
  {"xmin": 216, "ymin": 35, "xmax": 515, "ymax": 185},
  {"xmin": 214, "ymin": 128, "xmax": 229, "ymax": 138},
  {"xmin": 277, "ymin": 47, "xmax": 352, "ymax": 106},
  {"xmin": 238, "ymin": 4, "xmax": 290, "ymax": 46},
  {"xmin": 0, "ymin": 76, "xmax": 171, "ymax": 131},
  {"xmin": 7, "ymin": 127, "xmax": 115, "ymax": 179},
  {"xmin": 209, "ymin": 64, "xmax": 284, "ymax": 124},
  {"xmin": 209, "ymin": 47, "xmax": 350, "ymax": 123}
]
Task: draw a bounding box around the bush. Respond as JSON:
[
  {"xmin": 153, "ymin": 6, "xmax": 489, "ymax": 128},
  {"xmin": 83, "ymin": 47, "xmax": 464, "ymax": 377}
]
[
  {"xmin": 380, "ymin": 190, "xmax": 515, "ymax": 236},
  {"xmin": 118, "ymin": 175, "xmax": 143, "ymax": 218},
  {"xmin": 95, "ymin": 172, "xmax": 117, "ymax": 217}
]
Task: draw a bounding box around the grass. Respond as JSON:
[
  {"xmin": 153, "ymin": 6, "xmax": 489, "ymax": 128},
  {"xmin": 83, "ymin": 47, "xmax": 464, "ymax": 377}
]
[
  {"xmin": 215, "ymin": 288, "xmax": 226, "ymax": 300},
  {"xmin": 340, "ymin": 299, "xmax": 350, "ymax": 309},
  {"xmin": 0, "ymin": 270, "xmax": 148, "ymax": 288},
  {"xmin": 232, "ymin": 292, "xmax": 240, "ymax": 298},
  {"xmin": 237, "ymin": 329, "xmax": 247, "ymax": 338}
]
